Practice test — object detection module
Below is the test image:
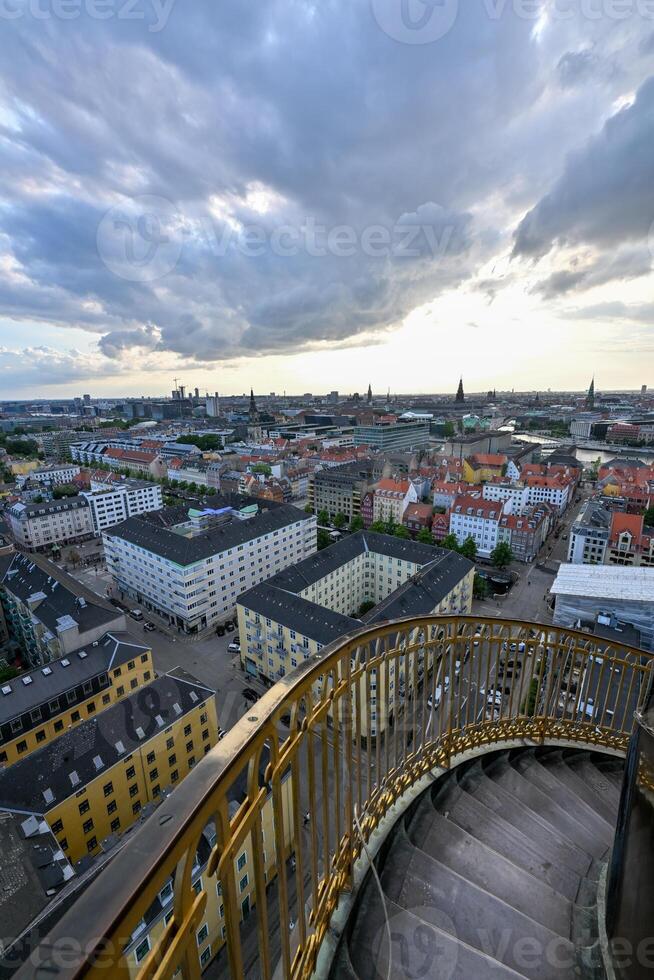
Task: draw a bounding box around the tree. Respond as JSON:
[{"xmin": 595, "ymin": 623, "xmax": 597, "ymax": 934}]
[
  {"xmin": 490, "ymin": 541, "xmax": 513, "ymax": 568},
  {"xmin": 252, "ymin": 463, "xmax": 272, "ymax": 476},
  {"xmin": 385, "ymin": 519, "xmax": 397, "ymax": 536},
  {"xmin": 350, "ymin": 514, "xmax": 364, "ymax": 532},
  {"xmin": 473, "ymin": 573, "xmax": 489, "ymax": 599},
  {"xmin": 304, "ymin": 504, "xmax": 313, "ymax": 513},
  {"xmin": 417, "ymin": 528, "xmax": 434, "ymax": 545},
  {"xmin": 644, "ymin": 507, "xmax": 654, "ymax": 528},
  {"xmin": 68, "ymin": 548, "xmax": 81, "ymax": 567},
  {"xmin": 442, "ymin": 421, "xmax": 455, "ymax": 438},
  {"xmin": 333, "ymin": 513, "xmax": 348, "ymax": 530},
  {"xmin": 441, "ymin": 533, "xmax": 460, "ymax": 552},
  {"xmin": 394, "ymin": 525, "xmax": 410, "ymax": 539},
  {"xmin": 317, "ymin": 510, "xmax": 330, "ymax": 527},
  {"xmin": 317, "ymin": 529, "xmax": 332, "ymax": 550},
  {"xmin": 52, "ymin": 484, "xmax": 78, "ymax": 499},
  {"xmin": 460, "ymin": 536, "xmax": 477, "ymax": 561},
  {"xmin": 370, "ymin": 520, "xmax": 386, "ymax": 534},
  {"xmin": 358, "ymin": 600, "xmax": 375, "ymax": 616}
]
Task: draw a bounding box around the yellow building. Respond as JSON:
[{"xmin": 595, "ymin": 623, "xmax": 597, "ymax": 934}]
[
  {"xmin": 0, "ymin": 632, "xmax": 154, "ymax": 767},
  {"xmin": 238, "ymin": 531, "xmax": 474, "ymax": 739},
  {"xmin": 8, "ymin": 459, "xmax": 39, "ymax": 477},
  {"xmin": 0, "ymin": 669, "xmax": 218, "ymax": 863},
  {"xmin": 462, "ymin": 454, "xmax": 508, "ymax": 484},
  {"xmin": 124, "ymin": 771, "xmax": 294, "ymax": 975}
]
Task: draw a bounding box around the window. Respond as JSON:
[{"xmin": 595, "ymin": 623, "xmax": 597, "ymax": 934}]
[
  {"xmin": 149, "ymin": 768, "xmax": 158, "ymax": 781},
  {"xmin": 193, "ymin": 877, "xmax": 202, "ymax": 895},
  {"xmin": 51, "ymin": 818, "xmax": 63, "ymax": 834},
  {"xmin": 114, "ymin": 667, "xmax": 122, "ymax": 677},
  {"xmin": 129, "ymin": 784, "xmax": 139, "ymax": 798},
  {"xmin": 188, "ymin": 756, "xmax": 196, "ymax": 767},
  {"xmin": 107, "ymin": 800, "xmax": 117, "ymax": 815},
  {"xmin": 48, "ymin": 698, "xmax": 60, "ymax": 712},
  {"xmin": 200, "ymin": 946, "xmax": 211, "ymax": 967},
  {"xmin": 78, "ymin": 800, "xmax": 90, "ymax": 815},
  {"xmin": 132, "ymin": 801, "xmax": 141, "ymax": 814},
  {"xmin": 30, "ymin": 708, "xmax": 42, "ymax": 723},
  {"xmin": 54, "ymin": 720, "xmax": 64, "ymax": 732},
  {"xmin": 166, "ymin": 737, "xmax": 174, "ymax": 750},
  {"xmin": 197, "ymin": 924, "xmax": 209, "ymax": 946},
  {"xmin": 102, "ymin": 694, "xmax": 111, "ymax": 705},
  {"xmin": 134, "ymin": 937, "xmax": 150, "ymax": 964},
  {"xmin": 152, "ymin": 784, "xmax": 160, "ymax": 797},
  {"xmin": 71, "ymin": 711, "xmax": 80, "ymax": 723},
  {"xmin": 237, "ymin": 852, "xmax": 247, "ymax": 871},
  {"xmin": 202, "ymin": 728, "xmax": 209, "ymax": 741},
  {"xmin": 87, "ymin": 702, "xmax": 96, "ymax": 714},
  {"xmin": 126, "ymin": 765, "xmax": 136, "ymax": 779},
  {"xmin": 60, "ymin": 837, "xmax": 68, "ymax": 851},
  {"xmin": 200, "ymin": 712, "xmax": 207, "ymax": 725},
  {"xmin": 239, "ymin": 874, "xmax": 248, "ymax": 893},
  {"xmin": 17, "ymin": 740, "xmax": 27, "ymax": 753},
  {"xmin": 146, "ymin": 751, "xmax": 155, "ymax": 765},
  {"xmin": 185, "ymin": 740, "xmax": 193, "ymax": 753},
  {"xmin": 171, "ymin": 769, "xmax": 179, "ymax": 782},
  {"xmin": 141, "ymin": 654, "xmax": 149, "ymax": 663},
  {"xmin": 116, "ymin": 686, "xmax": 124, "ymax": 696},
  {"xmin": 130, "ymin": 678, "xmax": 138, "ymax": 690},
  {"xmin": 87, "ymin": 837, "xmax": 97, "ymax": 852},
  {"xmin": 110, "ymin": 817, "xmax": 120, "ymax": 833}
]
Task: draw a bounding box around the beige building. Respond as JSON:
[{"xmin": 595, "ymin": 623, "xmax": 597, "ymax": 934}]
[
  {"xmin": 238, "ymin": 531, "xmax": 474, "ymax": 738},
  {"xmin": 7, "ymin": 496, "xmax": 95, "ymax": 552}
]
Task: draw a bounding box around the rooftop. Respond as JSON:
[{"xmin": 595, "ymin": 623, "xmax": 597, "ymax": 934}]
[
  {"xmin": 105, "ymin": 502, "xmax": 312, "ymax": 566},
  {"xmin": 551, "ymin": 563, "xmax": 654, "ymax": 602},
  {"xmin": 0, "ymin": 631, "xmax": 151, "ymax": 729},
  {"xmin": 0, "ymin": 670, "xmax": 214, "ymax": 814}
]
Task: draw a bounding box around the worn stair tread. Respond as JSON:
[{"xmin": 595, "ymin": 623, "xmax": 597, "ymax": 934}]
[
  {"xmin": 459, "ymin": 762, "xmax": 592, "ymax": 875},
  {"xmin": 432, "ymin": 777, "xmax": 581, "ymax": 900},
  {"xmin": 483, "ymin": 755, "xmax": 610, "ymax": 859},
  {"xmin": 348, "ymin": 891, "xmax": 530, "ymax": 980},
  {"xmin": 511, "ymin": 750, "xmax": 614, "ymax": 842},
  {"xmin": 407, "ymin": 806, "xmax": 572, "ymax": 937},
  {"xmin": 535, "ymin": 750, "xmax": 618, "ymax": 824},
  {"xmin": 381, "ymin": 831, "xmax": 576, "ymax": 980},
  {"xmin": 568, "ymin": 755, "xmax": 621, "ymax": 809}
]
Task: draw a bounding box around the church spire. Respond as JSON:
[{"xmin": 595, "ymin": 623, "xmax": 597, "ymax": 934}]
[
  {"xmin": 455, "ymin": 377, "xmax": 465, "ymax": 403},
  {"xmin": 249, "ymin": 388, "xmax": 259, "ymax": 423},
  {"xmin": 367, "ymin": 383, "xmax": 373, "ymax": 405},
  {"xmin": 586, "ymin": 377, "xmax": 595, "ymax": 409}
]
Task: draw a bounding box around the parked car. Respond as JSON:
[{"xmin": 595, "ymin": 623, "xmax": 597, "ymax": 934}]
[
  {"xmin": 228, "ymin": 641, "xmax": 240, "ymax": 653},
  {"xmin": 129, "ymin": 608, "xmax": 143, "ymax": 621},
  {"xmin": 143, "ymin": 621, "xmax": 156, "ymax": 632},
  {"xmin": 486, "ymin": 688, "xmax": 503, "ymax": 708},
  {"xmin": 428, "ymin": 677, "xmax": 450, "ymax": 710},
  {"xmin": 216, "ymin": 625, "xmax": 226, "ymax": 636},
  {"xmin": 225, "ymin": 621, "xmax": 236, "ymax": 632},
  {"xmin": 218, "ymin": 728, "xmax": 227, "ymax": 740}
]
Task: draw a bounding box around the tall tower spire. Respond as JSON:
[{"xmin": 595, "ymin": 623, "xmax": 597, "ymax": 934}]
[
  {"xmin": 249, "ymin": 388, "xmax": 259, "ymax": 423},
  {"xmin": 586, "ymin": 377, "xmax": 595, "ymax": 410},
  {"xmin": 367, "ymin": 384, "xmax": 373, "ymax": 405},
  {"xmin": 455, "ymin": 377, "xmax": 465, "ymax": 404}
]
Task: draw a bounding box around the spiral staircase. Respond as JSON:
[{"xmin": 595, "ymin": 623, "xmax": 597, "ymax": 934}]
[{"xmin": 332, "ymin": 747, "xmax": 624, "ymax": 980}]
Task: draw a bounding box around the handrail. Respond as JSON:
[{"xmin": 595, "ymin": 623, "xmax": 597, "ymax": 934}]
[{"xmin": 19, "ymin": 616, "xmax": 653, "ymax": 980}]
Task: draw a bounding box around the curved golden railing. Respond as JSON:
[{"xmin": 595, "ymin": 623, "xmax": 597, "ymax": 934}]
[{"xmin": 20, "ymin": 617, "xmax": 653, "ymax": 980}]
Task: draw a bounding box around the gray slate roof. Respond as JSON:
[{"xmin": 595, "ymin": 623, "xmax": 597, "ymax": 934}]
[
  {"xmin": 105, "ymin": 503, "xmax": 311, "ymax": 566},
  {"xmin": 0, "ymin": 669, "xmax": 214, "ymax": 814},
  {"xmin": 0, "ymin": 631, "xmax": 151, "ymax": 728}
]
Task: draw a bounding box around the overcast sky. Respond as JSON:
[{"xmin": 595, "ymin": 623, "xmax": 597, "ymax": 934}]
[{"xmin": 0, "ymin": 0, "xmax": 653, "ymax": 398}]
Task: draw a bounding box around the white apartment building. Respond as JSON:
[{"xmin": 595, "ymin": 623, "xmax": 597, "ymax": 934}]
[
  {"xmin": 103, "ymin": 502, "xmax": 317, "ymax": 633},
  {"xmin": 449, "ymin": 495, "xmax": 505, "ymax": 558},
  {"xmin": 524, "ymin": 477, "xmax": 571, "ymax": 514},
  {"xmin": 25, "ymin": 464, "xmax": 81, "ymax": 486},
  {"xmin": 81, "ymin": 480, "xmax": 163, "ymax": 533},
  {"xmin": 372, "ymin": 479, "xmax": 418, "ymax": 525},
  {"xmin": 482, "ymin": 481, "xmax": 530, "ymax": 512},
  {"xmin": 7, "ymin": 497, "xmax": 95, "ymax": 551},
  {"xmin": 567, "ymin": 500, "xmax": 611, "ymax": 565}
]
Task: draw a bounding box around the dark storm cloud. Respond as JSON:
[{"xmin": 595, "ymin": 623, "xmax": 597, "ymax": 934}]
[
  {"xmin": 0, "ymin": 0, "xmax": 653, "ymax": 376},
  {"xmin": 513, "ymin": 76, "xmax": 654, "ymax": 259}
]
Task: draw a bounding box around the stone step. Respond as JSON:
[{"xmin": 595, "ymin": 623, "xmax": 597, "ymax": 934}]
[
  {"xmin": 483, "ymin": 754, "xmax": 610, "ymax": 859},
  {"xmin": 510, "ymin": 750, "xmax": 614, "ymax": 844},
  {"xmin": 459, "ymin": 762, "xmax": 593, "ymax": 876},
  {"xmin": 348, "ymin": 888, "xmax": 529, "ymax": 980},
  {"xmin": 534, "ymin": 749, "xmax": 618, "ymax": 825},
  {"xmin": 381, "ymin": 831, "xmax": 577, "ymax": 980},
  {"xmin": 567, "ymin": 753, "xmax": 621, "ymax": 809},
  {"xmin": 433, "ymin": 776, "xmax": 581, "ymax": 900},
  {"xmin": 407, "ymin": 802, "xmax": 572, "ymax": 937}
]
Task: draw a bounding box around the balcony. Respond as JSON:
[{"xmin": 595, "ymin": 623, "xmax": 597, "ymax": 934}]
[{"xmin": 18, "ymin": 616, "xmax": 654, "ymax": 980}]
